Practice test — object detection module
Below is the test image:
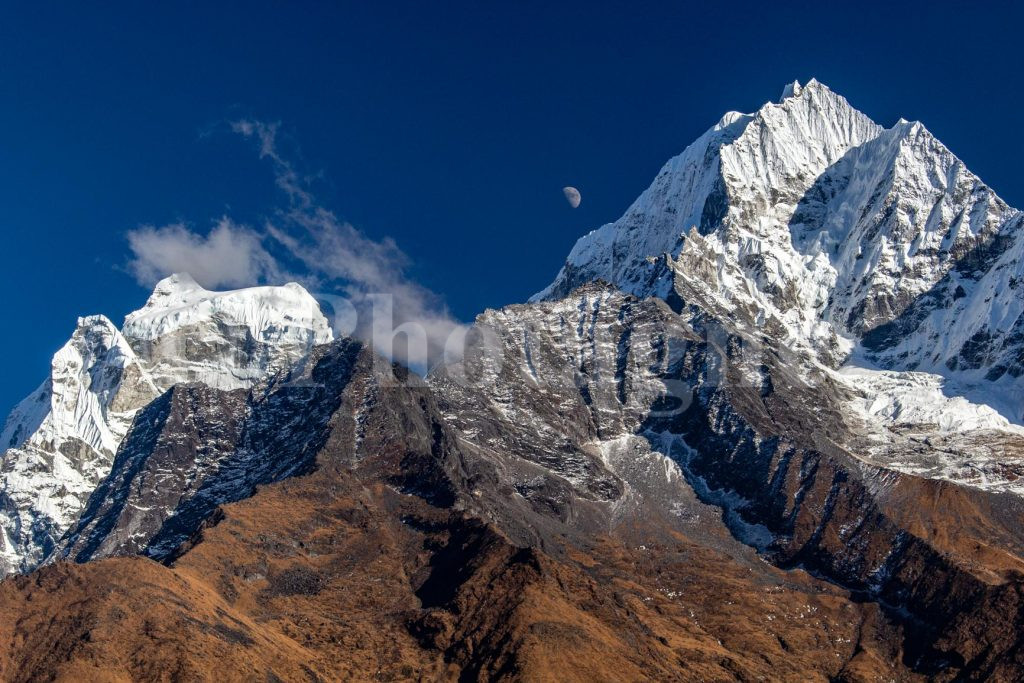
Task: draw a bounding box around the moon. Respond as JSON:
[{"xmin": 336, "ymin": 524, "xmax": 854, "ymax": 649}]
[{"xmin": 562, "ymin": 186, "xmax": 581, "ymax": 208}]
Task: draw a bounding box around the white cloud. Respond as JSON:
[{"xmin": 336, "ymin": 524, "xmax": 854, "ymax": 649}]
[
  {"xmin": 230, "ymin": 119, "xmax": 313, "ymax": 207},
  {"xmin": 266, "ymin": 205, "xmax": 465, "ymax": 370},
  {"xmin": 127, "ymin": 218, "xmax": 282, "ymax": 289},
  {"xmin": 240, "ymin": 121, "xmax": 466, "ymax": 370}
]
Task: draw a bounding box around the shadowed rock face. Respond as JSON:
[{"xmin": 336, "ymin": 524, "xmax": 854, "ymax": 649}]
[{"xmin": 58, "ymin": 339, "xmax": 363, "ymax": 564}]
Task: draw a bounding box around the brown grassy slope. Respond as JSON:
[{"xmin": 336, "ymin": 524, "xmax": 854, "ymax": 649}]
[{"xmin": 0, "ymin": 449, "xmax": 917, "ymax": 683}]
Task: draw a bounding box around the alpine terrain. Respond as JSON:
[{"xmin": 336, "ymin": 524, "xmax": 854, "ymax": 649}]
[{"xmin": 1, "ymin": 80, "xmax": 1024, "ymax": 681}]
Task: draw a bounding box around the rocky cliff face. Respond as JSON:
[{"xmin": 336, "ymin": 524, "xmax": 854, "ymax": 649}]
[
  {"xmin": 1, "ymin": 80, "xmax": 1024, "ymax": 680},
  {"xmin": 0, "ymin": 341, "xmax": 914, "ymax": 681},
  {"xmin": 434, "ymin": 281, "xmax": 1024, "ymax": 676},
  {"xmin": 59, "ymin": 339, "xmax": 361, "ymax": 564}
]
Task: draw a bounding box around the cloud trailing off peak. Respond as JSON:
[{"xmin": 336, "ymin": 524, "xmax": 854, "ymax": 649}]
[{"xmin": 125, "ymin": 119, "xmax": 466, "ymax": 370}]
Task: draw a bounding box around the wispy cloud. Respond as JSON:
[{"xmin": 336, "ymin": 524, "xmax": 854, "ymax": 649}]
[
  {"xmin": 127, "ymin": 218, "xmax": 282, "ymax": 290},
  {"xmin": 229, "ymin": 120, "xmax": 314, "ymax": 208},
  {"xmin": 125, "ymin": 118, "xmax": 466, "ymax": 370}
]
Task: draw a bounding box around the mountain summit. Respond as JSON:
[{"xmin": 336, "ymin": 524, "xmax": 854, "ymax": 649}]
[
  {"xmin": 538, "ymin": 79, "xmax": 1018, "ymax": 372},
  {"xmin": 538, "ymin": 79, "xmax": 1023, "ymax": 420}
]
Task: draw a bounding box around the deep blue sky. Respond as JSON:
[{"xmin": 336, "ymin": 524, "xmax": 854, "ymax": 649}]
[{"xmin": 1, "ymin": 1, "xmax": 1022, "ymax": 415}]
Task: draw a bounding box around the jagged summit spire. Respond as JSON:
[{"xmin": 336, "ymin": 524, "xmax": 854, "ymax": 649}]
[
  {"xmin": 779, "ymin": 80, "xmax": 802, "ymax": 101},
  {"xmin": 778, "ymin": 78, "xmax": 837, "ymax": 102},
  {"xmin": 533, "ymin": 78, "xmax": 883, "ymax": 304}
]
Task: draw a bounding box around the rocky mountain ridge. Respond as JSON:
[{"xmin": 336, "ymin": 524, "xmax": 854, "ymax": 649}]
[{"xmin": 1, "ymin": 80, "xmax": 1024, "ymax": 680}]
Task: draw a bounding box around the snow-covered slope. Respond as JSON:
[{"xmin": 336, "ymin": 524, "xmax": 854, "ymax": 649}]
[
  {"xmin": 0, "ymin": 316, "xmax": 159, "ymax": 573},
  {"xmin": 123, "ymin": 273, "xmax": 333, "ymax": 390},
  {"xmin": 792, "ymin": 120, "xmax": 1015, "ymax": 336},
  {"xmin": 536, "ymin": 81, "xmax": 894, "ymax": 359},
  {"xmin": 0, "ymin": 275, "xmax": 333, "ymax": 574}
]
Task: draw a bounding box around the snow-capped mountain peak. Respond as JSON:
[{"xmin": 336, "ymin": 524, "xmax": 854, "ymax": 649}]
[
  {"xmin": 0, "ymin": 314, "xmax": 159, "ymax": 573},
  {"xmin": 126, "ymin": 273, "xmax": 331, "ymax": 345},
  {"xmin": 123, "ymin": 274, "xmax": 333, "ymax": 390},
  {"xmin": 0, "ymin": 276, "xmax": 335, "ymax": 574},
  {"xmin": 536, "ymin": 81, "xmax": 1023, "ymax": 397},
  {"xmin": 1, "ymin": 315, "xmax": 156, "ymax": 456},
  {"xmin": 532, "ymin": 80, "xmax": 883, "ymax": 303}
]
